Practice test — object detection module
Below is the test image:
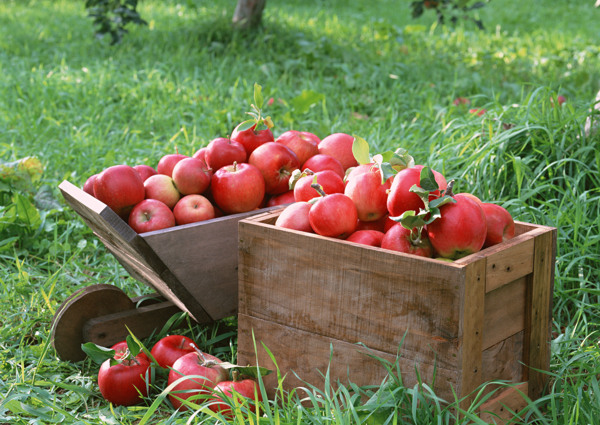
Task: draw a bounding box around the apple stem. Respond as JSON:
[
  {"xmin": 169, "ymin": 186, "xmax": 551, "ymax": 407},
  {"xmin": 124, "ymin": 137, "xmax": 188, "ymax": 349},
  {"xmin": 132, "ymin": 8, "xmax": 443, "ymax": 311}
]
[
  {"xmin": 410, "ymin": 227, "xmax": 424, "ymax": 246},
  {"xmin": 232, "ymin": 161, "xmax": 238, "ymax": 172},
  {"xmin": 444, "ymin": 179, "xmax": 456, "ymax": 197},
  {"xmin": 232, "ymin": 369, "xmax": 240, "ymax": 382},
  {"xmin": 310, "ymin": 183, "xmax": 327, "ymax": 197}
]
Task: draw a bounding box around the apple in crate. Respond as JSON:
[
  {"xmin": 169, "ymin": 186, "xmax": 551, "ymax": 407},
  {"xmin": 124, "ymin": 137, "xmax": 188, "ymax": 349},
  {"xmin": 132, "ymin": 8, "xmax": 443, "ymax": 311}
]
[
  {"xmin": 82, "ymin": 174, "xmax": 98, "ymax": 196},
  {"xmin": 128, "ymin": 199, "xmax": 176, "ymax": 233},
  {"xmin": 157, "ymin": 153, "xmax": 189, "ymax": 177},
  {"xmin": 275, "ymin": 130, "xmax": 320, "ymax": 166},
  {"xmin": 302, "ymin": 154, "xmax": 345, "ymax": 180},
  {"xmin": 480, "ymin": 203, "xmax": 515, "ymax": 248},
  {"xmin": 211, "ymin": 162, "xmax": 265, "ymax": 214},
  {"xmin": 133, "ymin": 164, "xmax": 157, "ymax": 182},
  {"xmin": 172, "ymin": 157, "xmax": 212, "ymax": 195},
  {"xmin": 381, "ymin": 223, "xmax": 433, "ymax": 258},
  {"xmin": 173, "ymin": 194, "xmax": 215, "ymax": 225},
  {"xmin": 275, "ymin": 201, "xmax": 313, "ymax": 233},
  {"xmin": 387, "ymin": 165, "xmax": 447, "ymax": 217},
  {"xmin": 205, "ymin": 137, "xmax": 247, "ymax": 172},
  {"xmin": 346, "ymin": 230, "xmax": 384, "ymax": 247},
  {"xmin": 94, "ymin": 165, "xmax": 145, "ymax": 219},
  {"xmin": 344, "ymin": 167, "xmax": 391, "ymax": 222},
  {"xmin": 249, "ymin": 142, "xmax": 300, "ymax": 195},
  {"xmin": 427, "ymin": 194, "xmax": 487, "ymax": 259},
  {"xmin": 309, "ymin": 193, "xmax": 358, "ymax": 239},
  {"xmin": 231, "ymin": 123, "xmax": 274, "ymax": 156},
  {"xmin": 144, "ymin": 174, "xmax": 181, "ymax": 209},
  {"xmin": 266, "ymin": 190, "xmax": 295, "ymax": 207},
  {"xmin": 293, "ymin": 170, "xmax": 345, "ymax": 202},
  {"xmin": 318, "ymin": 133, "xmax": 358, "ymax": 171}
]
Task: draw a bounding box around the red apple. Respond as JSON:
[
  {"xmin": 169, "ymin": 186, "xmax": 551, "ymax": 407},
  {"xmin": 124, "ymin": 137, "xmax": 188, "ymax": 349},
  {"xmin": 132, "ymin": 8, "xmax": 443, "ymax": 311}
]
[
  {"xmin": 192, "ymin": 147, "xmax": 209, "ymax": 163},
  {"xmin": 144, "ymin": 174, "xmax": 181, "ymax": 209},
  {"xmin": 248, "ymin": 142, "xmax": 300, "ymax": 195},
  {"xmin": 133, "ymin": 164, "xmax": 158, "ymax": 182},
  {"xmin": 346, "ymin": 230, "xmax": 384, "ymax": 247},
  {"xmin": 344, "ymin": 163, "xmax": 375, "ymax": 185},
  {"xmin": 93, "ymin": 165, "xmax": 145, "ymax": 219},
  {"xmin": 381, "ymin": 223, "xmax": 433, "ymax": 258},
  {"xmin": 275, "ymin": 201, "xmax": 313, "ymax": 233},
  {"xmin": 456, "ymin": 192, "xmax": 482, "ymax": 205},
  {"xmin": 205, "ymin": 137, "xmax": 247, "ymax": 172},
  {"xmin": 231, "ymin": 123, "xmax": 274, "ymax": 156},
  {"xmin": 386, "ymin": 165, "xmax": 447, "ymax": 217},
  {"xmin": 480, "ymin": 203, "xmax": 515, "ymax": 248},
  {"xmin": 275, "ymin": 130, "xmax": 320, "ymax": 166},
  {"xmin": 426, "ymin": 194, "xmax": 487, "ymax": 259},
  {"xmin": 128, "ymin": 199, "xmax": 176, "ymax": 233},
  {"xmin": 172, "ymin": 157, "xmax": 212, "ymax": 195},
  {"xmin": 168, "ymin": 351, "xmax": 228, "ymax": 411},
  {"xmin": 344, "ymin": 167, "xmax": 391, "ymax": 222},
  {"xmin": 157, "ymin": 153, "xmax": 189, "ymax": 177},
  {"xmin": 266, "ymin": 190, "xmax": 296, "ymax": 207},
  {"xmin": 111, "ymin": 340, "xmax": 149, "ymax": 362},
  {"xmin": 98, "ymin": 350, "xmax": 152, "ymax": 407},
  {"xmin": 318, "ymin": 133, "xmax": 358, "ymax": 171},
  {"xmin": 302, "ymin": 154, "xmax": 345, "ymax": 179},
  {"xmin": 209, "ymin": 377, "xmax": 263, "ymax": 418},
  {"xmin": 150, "ymin": 335, "xmax": 198, "ymax": 369},
  {"xmin": 173, "ymin": 194, "xmax": 215, "ymax": 225},
  {"xmin": 211, "ymin": 162, "xmax": 265, "ymax": 214},
  {"xmin": 293, "ymin": 170, "xmax": 345, "ymax": 202},
  {"xmin": 356, "ymin": 215, "xmax": 389, "ymax": 232},
  {"xmin": 82, "ymin": 174, "xmax": 98, "ymax": 196},
  {"xmin": 308, "ymin": 193, "xmax": 358, "ymax": 239}
]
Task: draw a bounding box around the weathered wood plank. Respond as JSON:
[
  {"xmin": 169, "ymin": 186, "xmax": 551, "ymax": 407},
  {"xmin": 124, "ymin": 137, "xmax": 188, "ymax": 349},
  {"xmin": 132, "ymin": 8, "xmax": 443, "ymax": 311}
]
[
  {"xmin": 479, "ymin": 383, "xmax": 529, "ymax": 424},
  {"xmin": 483, "ymin": 277, "xmax": 526, "ymax": 350}
]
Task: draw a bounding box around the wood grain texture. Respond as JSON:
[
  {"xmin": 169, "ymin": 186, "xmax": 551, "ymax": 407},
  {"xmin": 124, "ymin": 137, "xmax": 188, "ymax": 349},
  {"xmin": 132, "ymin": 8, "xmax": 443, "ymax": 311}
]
[
  {"xmin": 525, "ymin": 227, "xmax": 556, "ymax": 400},
  {"xmin": 483, "ymin": 277, "xmax": 526, "ymax": 350},
  {"xmin": 239, "ymin": 217, "xmax": 464, "ymax": 370},
  {"xmin": 479, "ymin": 382, "xmax": 529, "ymax": 424},
  {"xmin": 481, "ymin": 331, "xmax": 525, "ymax": 386},
  {"xmin": 457, "ymin": 259, "xmax": 485, "ymax": 408},
  {"xmin": 237, "ymin": 314, "xmax": 459, "ymax": 401}
]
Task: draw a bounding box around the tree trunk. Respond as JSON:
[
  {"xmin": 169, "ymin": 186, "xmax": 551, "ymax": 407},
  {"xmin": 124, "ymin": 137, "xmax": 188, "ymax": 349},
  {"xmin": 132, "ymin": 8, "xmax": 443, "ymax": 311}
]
[{"xmin": 232, "ymin": 0, "xmax": 267, "ymax": 29}]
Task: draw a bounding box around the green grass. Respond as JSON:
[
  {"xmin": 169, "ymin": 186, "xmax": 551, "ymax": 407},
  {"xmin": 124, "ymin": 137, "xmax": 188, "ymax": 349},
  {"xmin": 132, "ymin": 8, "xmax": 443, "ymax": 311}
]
[{"xmin": 1, "ymin": 0, "xmax": 599, "ymax": 423}]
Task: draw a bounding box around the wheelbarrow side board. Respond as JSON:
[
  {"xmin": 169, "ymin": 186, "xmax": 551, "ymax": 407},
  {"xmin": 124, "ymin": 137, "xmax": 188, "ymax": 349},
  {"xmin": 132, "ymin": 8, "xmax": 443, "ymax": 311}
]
[{"xmin": 59, "ymin": 180, "xmax": 269, "ymax": 323}]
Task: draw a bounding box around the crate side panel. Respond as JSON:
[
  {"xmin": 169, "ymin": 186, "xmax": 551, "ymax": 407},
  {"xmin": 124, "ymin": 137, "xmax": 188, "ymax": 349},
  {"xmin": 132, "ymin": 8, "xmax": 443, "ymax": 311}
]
[
  {"xmin": 481, "ymin": 330, "xmax": 525, "ymax": 386},
  {"xmin": 239, "ymin": 221, "xmax": 464, "ymax": 370},
  {"xmin": 237, "ymin": 314, "xmax": 460, "ymax": 401},
  {"xmin": 482, "ymin": 276, "xmax": 526, "ymax": 350},
  {"xmin": 484, "ymin": 238, "xmax": 534, "ymax": 293}
]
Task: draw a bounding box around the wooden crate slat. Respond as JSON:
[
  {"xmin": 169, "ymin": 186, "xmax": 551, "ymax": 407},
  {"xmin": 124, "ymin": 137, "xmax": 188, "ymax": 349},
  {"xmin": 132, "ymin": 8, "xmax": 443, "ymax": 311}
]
[{"xmin": 482, "ymin": 276, "xmax": 526, "ymax": 350}]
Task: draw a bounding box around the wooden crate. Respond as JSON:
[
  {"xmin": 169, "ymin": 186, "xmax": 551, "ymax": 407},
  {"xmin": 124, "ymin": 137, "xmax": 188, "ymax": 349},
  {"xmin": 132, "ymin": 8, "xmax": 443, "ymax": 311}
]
[
  {"xmin": 59, "ymin": 180, "xmax": 279, "ymax": 324},
  {"xmin": 237, "ymin": 209, "xmax": 556, "ymax": 421}
]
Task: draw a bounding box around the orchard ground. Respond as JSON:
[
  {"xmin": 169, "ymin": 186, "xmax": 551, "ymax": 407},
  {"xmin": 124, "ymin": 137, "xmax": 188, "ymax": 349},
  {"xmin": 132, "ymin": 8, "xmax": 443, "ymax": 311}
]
[{"xmin": 1, "ymin": 0, "xmax": 599, "ymax": 424}]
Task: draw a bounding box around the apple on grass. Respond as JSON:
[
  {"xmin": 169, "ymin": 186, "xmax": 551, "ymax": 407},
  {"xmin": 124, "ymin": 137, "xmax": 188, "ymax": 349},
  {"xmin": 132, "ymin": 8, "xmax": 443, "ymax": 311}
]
[
  {"xmin": 211, "ymin": 162, "xmax": 265, "ymax": 214},
  {"xmin": 248, "ymin": 142, "xmax": 300, "ymax": 195},
  {"xmin": 144, "ymin": 174, "xmax": 181, "ymax": 209},
  {"xmin": 173, "ymin": 194, "xmax": 215, "ymax": 225},
  {"xmin": 172, "ymin": 157, "xmax": 212, "ymax": 195},
  {"xmin": 157, "ymin": 153, "xmax": 189, "ymax": 177},
  {"xmin": 209, "ymin": 375, "xmax": 263, "ymax": 418},
  {"xmin": 93, "ymin": 164, "xmax": 146, "ymax": 219},
  {"xmin": 128, "ymin": 199, "xmax": 176, "ymax": 233},
  {"xmin": 150, "ymin": 335, "xmax": 198, "ymax": 369},
  {"xmin": 318, "ymin": 133, "xmax": 358, "ymax": 171}
]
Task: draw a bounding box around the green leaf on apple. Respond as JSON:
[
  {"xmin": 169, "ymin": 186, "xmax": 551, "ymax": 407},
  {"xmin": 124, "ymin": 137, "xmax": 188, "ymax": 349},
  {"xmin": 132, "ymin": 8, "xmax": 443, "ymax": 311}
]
[
  {"xmin": 81, "ymin": 342, "xmax": 115, "ymax": 365},
  {"xmin": 352, "ymin": 135, "xmax": 371, "ymax": 165},
  {"xmin": 379, "ymin": 162, "xmax": 397, "ymax": 184},
  {"xmin": 429, "ymin": 195, "xmax": 456, "ymax": 209},
  {"xmin": 389, "ymin": 148, "xmax": 414, "ymax": 171},
  {"xmin": 418, "ymin": 166, "xmax": 439, "ymax": 192},
  {"xmin": 253, "ymin": 82, "xmax": 264, "ymax": 110},
  {"xmin": 235, "ymin": 119, "xmax": 256, "ymax": 133},
  {"xmin": 390, "ymin": 209, "xmax": 428, "ymax": 230}
]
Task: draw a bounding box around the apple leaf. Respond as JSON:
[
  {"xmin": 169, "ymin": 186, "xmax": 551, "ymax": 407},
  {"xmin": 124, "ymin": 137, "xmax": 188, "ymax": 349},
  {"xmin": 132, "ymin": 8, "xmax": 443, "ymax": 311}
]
[
  {"xmin": 81, "ymin": 342, "xmax": 115, "ymax": 365},
  {"xmin": 352, "ymin": 135, "xmax": 371, "ymax": 165},
  {"xmin": 418, "ymin": 166, "xmax": 439, "ymax": 192},
  {"xmin": 126, "ymin": 335, "xmax": 141, "ymax": 358},
  {"xmin": 429, "ymin": 194, "xmax": 456, "ymax": 209},
  {"xmin": 253, "ymin": 83, "xmax": 264, "ymax": 110},
  {"xmin": 218, "ymin": 361, "xmax": 273, "ymax": 379},
  {"xmin": 389, "ymin": 148, "xmax": 414, "ymax": 171},
  {"xmin": 235, "ymin": 119, "xmax": 256, "ymax": 133},
  {"xmin": 423, "ymin": 206, "xmax": 442, "ymax": 224}
]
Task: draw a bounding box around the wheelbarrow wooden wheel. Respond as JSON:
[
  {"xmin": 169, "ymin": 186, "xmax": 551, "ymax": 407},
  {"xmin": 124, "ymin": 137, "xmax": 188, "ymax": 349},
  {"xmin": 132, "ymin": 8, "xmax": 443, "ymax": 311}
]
[{"xmin": 51, "ymin": 284, "xmax": 135, "ymax": 362}]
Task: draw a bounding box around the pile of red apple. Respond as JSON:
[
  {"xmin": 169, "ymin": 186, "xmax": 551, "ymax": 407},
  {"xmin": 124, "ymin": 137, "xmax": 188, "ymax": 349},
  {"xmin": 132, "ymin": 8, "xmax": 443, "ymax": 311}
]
[
  {"xmin": 89, "ymin": 334, "xmax": 263, "ymax": 415},
  {"xmin": 275, "ymin": 138, "xmax": 516, "ymax": 261}
]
